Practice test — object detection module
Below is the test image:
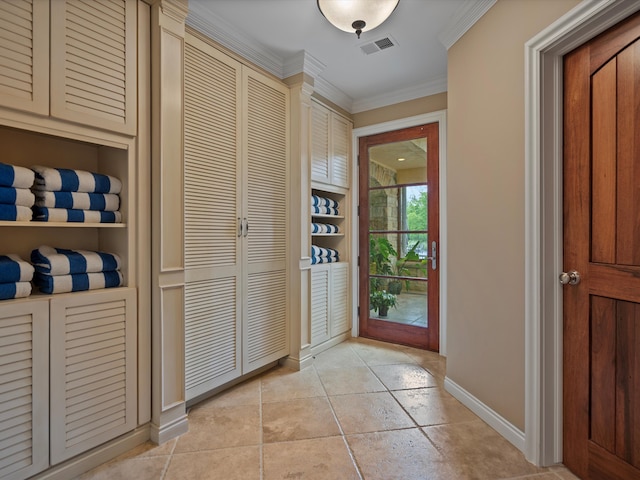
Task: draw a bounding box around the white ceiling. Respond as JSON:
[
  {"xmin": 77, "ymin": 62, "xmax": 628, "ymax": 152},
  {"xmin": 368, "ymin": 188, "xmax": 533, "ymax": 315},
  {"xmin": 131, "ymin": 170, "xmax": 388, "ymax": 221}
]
[{"xmin": 186, "ymin": 0, "xmax": 496, "ymax": 113}]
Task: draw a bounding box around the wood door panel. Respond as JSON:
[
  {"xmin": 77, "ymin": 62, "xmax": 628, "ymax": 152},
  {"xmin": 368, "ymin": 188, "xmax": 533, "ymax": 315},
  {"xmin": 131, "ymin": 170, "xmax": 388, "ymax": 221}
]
[
  {"xmin": 591, "ymin": 60, "xmax": 616, "ymax": 264},
  {"xmin": 564, "ymin": 11, "xmax": 640, "ymax": 479},
  {"xmin": 616, "ymin": 41, "xmax": 640, "ymax": 266}
]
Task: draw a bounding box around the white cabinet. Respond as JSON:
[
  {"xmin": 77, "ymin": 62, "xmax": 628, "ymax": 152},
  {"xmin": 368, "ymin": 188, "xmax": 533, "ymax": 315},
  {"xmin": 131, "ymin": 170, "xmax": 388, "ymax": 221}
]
[
  {"xmin": 0, "ymin": 0, "xmax": 137, "ymax": 135},
  {"xmin": 0, "ymin": 288, "xmax": 136, "ymax": 479},
  {"xmin": 0, "ymin": 300, "xmax": 49, "ymax": 480},
  {"xmin": 50, "ymin": 288, "xmax": 137, "ymax": 464},
  {"xmin": 183, "ymin": 34, "xmax": 289, "ymax": 401},
  {"xmin": 311, "ymin": 101, "xmax": 351, "ymax": 188},
  {"xmin": 310, "ymin": 263, "xmax": 350, "ymax": 349}
]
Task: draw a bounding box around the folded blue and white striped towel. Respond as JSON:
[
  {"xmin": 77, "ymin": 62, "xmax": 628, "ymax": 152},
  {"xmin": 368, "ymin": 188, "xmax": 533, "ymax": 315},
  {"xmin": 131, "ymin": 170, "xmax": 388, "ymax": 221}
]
[
  {"xmin": 0, "ymin": 281, "xmax": 31, "ymax": 300},
  {"xmin": 0, "ymin": 186, "xmax": 35, "ymax": 207},
  {"xmin": 0, "ymin": 254, "xmax": 34, "ymax": 283},
  {"xmin": 311, "ymin": 245, "xmax": 339, "ymax": 258},
  {"xmin": 311, "ymin": 255, "xmax": 339, "ymax": 265},
  {"xmin": 312, "ymin": 205, "xmax": 339, "ymax": 216},
  {"xmin": 311, "ymin": 194, "xmax": 339, "ymax": 209},
  {"xmin": 311, "ymin": 222, "xmax": 339, "ymax": 234},
  {"xmin": 32, "ymin": 206, "xmax": 122, "ymax": 223},
  {"xmin": 34, "ymin": 191, "xmax": 120, "ymax": 211},
  {"xmin": 0, "ymin": 204, "xmax": 32, "ymax": 221},
  {"xmin": 31, "ymin": 165, "xmax": 122, "ymax": 194},
  {"xmin": 0, "ymin": 162, "xmax": 34, "ymax": 189},
  {"xmin": 33, "ymin": 271, "xmax": 123, "ymax": 294},
  {"xmin": 31, "ymin": 245, "xmax": 122, "ymax": 276}
]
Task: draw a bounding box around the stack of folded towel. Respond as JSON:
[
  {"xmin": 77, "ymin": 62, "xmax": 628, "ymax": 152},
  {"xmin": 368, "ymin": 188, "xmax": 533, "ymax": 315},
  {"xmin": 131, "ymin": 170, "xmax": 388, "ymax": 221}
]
[
  {"xmin": 311, "ymin": 222, "xmax": 339, "ymax": 234},
  {"xmin": 31, "ymin": 166, "xmax": 122, "ymax": 223},
  {"xmin": 31, "ymin": 245, "xmax": 123, "ymax": 294},
  {"xmin": 0, "ymin": 254, "xmax": 34, "ymax": 300},
  {"xmin": 311, "ymin": 194, "xmax": 339, "ymax": 216},
  {"xmin": 311, "ymin": 245, "xmax": 339, "ymax": 265},
  {"xmin": 0, "ymin": 162, "xmax": 35, "ymax": 221}
]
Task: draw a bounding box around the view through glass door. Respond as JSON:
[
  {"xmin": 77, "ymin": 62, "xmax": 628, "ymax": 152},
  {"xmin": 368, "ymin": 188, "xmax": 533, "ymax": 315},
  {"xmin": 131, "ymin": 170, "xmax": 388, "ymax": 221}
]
[{"xmin": 358, "ymin": 123, "xmax": 439, "ymax": 351}]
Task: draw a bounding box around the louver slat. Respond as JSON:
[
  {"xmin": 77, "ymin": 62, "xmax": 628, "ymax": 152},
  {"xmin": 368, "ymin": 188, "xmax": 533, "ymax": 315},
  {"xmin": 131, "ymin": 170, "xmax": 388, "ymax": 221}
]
[
  {"xmin": 246, "ymin": 76, "xmax": 287, "ymax": 265},
  {"xmin": 50, "ymin": 0, "xmax": 135, "ymax": 134},
  {"xmin": 0, "ymin": 301, "xmax": 48, "ymax": 480},
  {"xmin": 331, "ymin": 263, "xmax": 350, "ymax": 336},
  {"xmin": 311, "ymin": 103, "xmax": 330, "ymax": 181},
  {"xmin": 310, "ymin": 267, "xmax": 330, "ymax": 346},
  {"xmin": 185, "ymin": 278, "xmax": 240, "ymax": 399},
  {"xmin": 0, "ymin": 0, "xmax": 48, "ymax": 113},
  {"xmin": 50, "ymin": 289, "xmax": 136, "ymax": 464},
  {"xmin": 184, "ymin": 42, "xmax": 239, "ymax": 270},
  {"xmin": 331, "ymin": 116, "xmax": 350, "ymax": 187}
]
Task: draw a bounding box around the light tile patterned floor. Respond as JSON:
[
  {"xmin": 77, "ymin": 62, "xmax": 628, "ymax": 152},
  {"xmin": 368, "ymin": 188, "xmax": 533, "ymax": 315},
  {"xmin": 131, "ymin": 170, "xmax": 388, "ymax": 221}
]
[{"xmin": 76, "ymin": 338, "xmax": 581, "ymax": 480}]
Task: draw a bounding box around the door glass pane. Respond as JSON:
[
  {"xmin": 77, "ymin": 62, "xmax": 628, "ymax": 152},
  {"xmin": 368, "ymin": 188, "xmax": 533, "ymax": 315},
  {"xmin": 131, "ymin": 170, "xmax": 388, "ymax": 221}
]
[{"xmin": 368, "ymin": 139, "xmax": 427, "ymax": 327}]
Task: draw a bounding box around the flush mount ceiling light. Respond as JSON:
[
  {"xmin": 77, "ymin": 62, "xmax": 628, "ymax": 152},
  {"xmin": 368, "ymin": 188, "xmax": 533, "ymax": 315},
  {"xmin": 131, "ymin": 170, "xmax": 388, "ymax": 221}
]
[{"xmin": 317, "ymin": 0, "xmax": 400, "ymax": 39}]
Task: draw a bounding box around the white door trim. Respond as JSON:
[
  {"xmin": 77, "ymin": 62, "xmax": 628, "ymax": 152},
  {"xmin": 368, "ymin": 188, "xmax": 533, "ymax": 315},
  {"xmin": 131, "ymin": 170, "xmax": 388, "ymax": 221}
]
[
  {"xmin": 524, "ymin": 0, "xmax": 640, "ymax": 466},
  {"xmin": 351, "ymin": 110, "xmax": 448, "ymax": 355}
]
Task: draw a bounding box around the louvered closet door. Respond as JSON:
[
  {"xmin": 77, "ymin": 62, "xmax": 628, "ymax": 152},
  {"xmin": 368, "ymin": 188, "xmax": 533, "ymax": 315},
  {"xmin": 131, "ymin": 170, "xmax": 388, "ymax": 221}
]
[
  {"xmin": 0, "ymin": 0, "xmax": 49, "ymax": 115},
  {"xmin": 49, "ymin": 288, "xmax": 137, "ymax": 464},
  {"xmin": 184, "ymin": 36, "xmax": 242, "ymax": 400},
  {"xmin": 311, "ymin": 101, "xmax": 331, "ymax": 183},
  {"xmin": 0, "ymin": 300, "xmax": 48, "ymax": 480},
  {"xmin": 331, "ymin": 114, "xmax": 351, "ymax": 188},
  {"xmin": 242, "ymin": 68, "xmax": 290, "ymax": 373},
  {"xmin": 50, "ymin": 0, "xmax": 137, "ymax": 135},
  {"xmin": 310, "ymin": 265, "xmax": 330, "ymax": 346},
  {"xmin": 330, "ymin": 262, "xmax": 350, "ymax": 336}
]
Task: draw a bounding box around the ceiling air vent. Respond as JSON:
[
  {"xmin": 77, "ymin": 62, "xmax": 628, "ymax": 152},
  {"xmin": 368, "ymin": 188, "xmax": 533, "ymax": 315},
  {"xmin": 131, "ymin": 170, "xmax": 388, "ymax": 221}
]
[{"xmin": 359, "ymin": 35, "xmax": 397, "ymax": 55}]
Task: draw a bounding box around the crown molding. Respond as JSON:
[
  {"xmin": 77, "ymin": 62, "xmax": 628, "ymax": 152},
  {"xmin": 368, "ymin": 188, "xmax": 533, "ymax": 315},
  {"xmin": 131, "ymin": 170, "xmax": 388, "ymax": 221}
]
[
  {"xmin": 186, "ymin": 9, "xmax": 285, "ymax": 78},
  {"xmin": 313, "ymin": 76, "xmax": 354, "ymax": 112},
  {"xmin": 283, "ymin": 51, "xmax": 327, "ymax": 79},
  {"xmin": 437, "ymin": 0, "xmax": 497, "ymax": 50},
  {"xmin": 351, "ymin": 75, "xmax": 447, "ymax": 113}
]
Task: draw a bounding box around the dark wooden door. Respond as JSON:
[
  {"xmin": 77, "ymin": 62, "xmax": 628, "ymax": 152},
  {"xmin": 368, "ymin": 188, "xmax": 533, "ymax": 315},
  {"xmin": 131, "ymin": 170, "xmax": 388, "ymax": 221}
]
[
  {"xmin": 563, "ymin": 12, "xmax": 640, "ymax": 480},
  {"xmin": 358, "ymin": 123, "xmax": 439, "ymax": 351}
]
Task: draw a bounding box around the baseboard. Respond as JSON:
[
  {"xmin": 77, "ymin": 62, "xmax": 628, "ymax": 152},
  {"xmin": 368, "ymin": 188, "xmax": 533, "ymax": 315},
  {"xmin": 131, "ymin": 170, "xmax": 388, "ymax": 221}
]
[
  {"xmin": 280, "ymin": 352, "xmax": 314, "ymax": 370},
  {"xmin": 150, "ymin": 413, "xmax": 189, "ymax": 445},
  {"xmin": 444, "ymin": 376, "xmax": 525, "ymax": 452},
  {"xmin": 32, "ymin": 426, "xmax": 150, "ymax": 480}
]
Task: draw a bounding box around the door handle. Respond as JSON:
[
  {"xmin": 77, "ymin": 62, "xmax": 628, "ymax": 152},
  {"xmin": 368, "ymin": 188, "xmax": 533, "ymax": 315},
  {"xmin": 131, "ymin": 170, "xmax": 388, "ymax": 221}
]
[
  {"xmin": 238, "ymin": 217, "xmax": 243, "ymax": 237},
  {"xmin": 426, "ymin": 241, "xmax": 437, "ymax": 270},
  {"xmin": 243, "ymin": 218, "xmax": 249, "ymax": 237},
  {"xmin": 559, "ymin": 270, "xmax": 580, "ymax": 285}
]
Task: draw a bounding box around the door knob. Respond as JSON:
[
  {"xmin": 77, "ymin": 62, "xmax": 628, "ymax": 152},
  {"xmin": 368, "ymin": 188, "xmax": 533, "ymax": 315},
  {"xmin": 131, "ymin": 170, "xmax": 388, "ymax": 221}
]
[{"xmin": 559, "ymin": 270, "xmax": 580, "ymax": 285}]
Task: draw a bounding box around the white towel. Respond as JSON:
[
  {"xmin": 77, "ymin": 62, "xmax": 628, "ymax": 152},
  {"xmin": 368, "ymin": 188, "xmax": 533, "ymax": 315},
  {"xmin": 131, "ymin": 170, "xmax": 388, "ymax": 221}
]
[
  {"xmin": 32, "ymin": 207, "xmax": 122, "ymax": 223},
  {"xmin": 0, "ymin": 254, "xmax": 34, "ymax": 283},
  {"xmin": 34, "ymin": 191, "xmax": 120, "ymax": 211},
  {"xmin": 31, "ymin": 245, "xmax": 122, "ymax": 275},
  {"xmin": 0, "ymin": 162, "xmax": 34, "ymax": 189},
  {"xmin": 0, "ymin": 204, "xmax": 32, "ymax": 221},
  {"xmin": 31, "ymin": 165, "xmax": 122, "ymax": 194}
]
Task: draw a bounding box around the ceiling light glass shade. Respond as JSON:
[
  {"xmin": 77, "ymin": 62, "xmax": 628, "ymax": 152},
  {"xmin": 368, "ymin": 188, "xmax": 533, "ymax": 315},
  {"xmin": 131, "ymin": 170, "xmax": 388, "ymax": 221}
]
[{"xmin": 317, "ymin": 0, "xmax": 400, "ymax": 38}]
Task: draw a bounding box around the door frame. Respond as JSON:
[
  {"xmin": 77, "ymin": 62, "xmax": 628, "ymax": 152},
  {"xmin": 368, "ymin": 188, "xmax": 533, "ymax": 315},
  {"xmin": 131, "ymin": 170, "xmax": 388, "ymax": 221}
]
[
  {"xmin": 524, "ymin": 0, "xmax": 640, "ymax": 467},
  {"xmin": 352, "ymin": 110, "xmax": 447, "ymax": 355}
]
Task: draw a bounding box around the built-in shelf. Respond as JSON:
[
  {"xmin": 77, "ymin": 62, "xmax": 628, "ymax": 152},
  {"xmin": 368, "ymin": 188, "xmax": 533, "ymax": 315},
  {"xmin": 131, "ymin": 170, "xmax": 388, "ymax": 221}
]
[
  {"xmin": 0, "ymin": 221, "xmax": 126, "ymax": 228},
  {"xmin": 311, "ymin": 214, "xmax": 344, "ymax": 219},
  {"xmin": 311, "ymin": 233, "xmax": 344, "ymax": 237}
]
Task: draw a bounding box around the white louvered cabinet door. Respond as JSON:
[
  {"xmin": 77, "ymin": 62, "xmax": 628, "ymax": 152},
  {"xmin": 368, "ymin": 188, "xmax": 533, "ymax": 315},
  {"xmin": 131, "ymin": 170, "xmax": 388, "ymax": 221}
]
[
  {"xmin": 243, "ymin": 68, "xmax": 289, "ymax": 373},
  {"xmin": 330, "ymin": 113, "xmax": 351, "ymax": 188},
  {"xmin": 183, "ymin": 36, "xmax": 242, "ymax": 400},
  {"xmin": 311, "ymin": 101, "xmax": 330, "ymax": 184},
  {"xmin": 330, "ymin": 262, "xmax": 350, "ymax": 336},
  {"xmin": 49, "ymin": 288, "xmax": 137, "ymax": 464},
  {"xmin": 0, "ymin": 300, "xmax": 49, "ymax": 480},
  {"xmin": 50, "ymin": 0, "xmax": 137, "ymax": 135},
  {"xmin": 0, "ymin": 0, "xmax": 49, "ymax": 115},
  {"xmin": 310, "ymin": 266, "xmax": 330, "ymax": 347}
]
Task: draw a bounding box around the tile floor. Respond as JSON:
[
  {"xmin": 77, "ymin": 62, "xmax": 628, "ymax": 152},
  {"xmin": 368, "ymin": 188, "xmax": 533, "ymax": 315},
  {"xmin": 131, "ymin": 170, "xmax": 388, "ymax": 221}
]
[
  {"xmin": 77, "ymin": 338, "xmax": 581, "ymax": 480},
  {"xmin": 374, "ymin": 292, "xmax": 428, "ymax": 327}
]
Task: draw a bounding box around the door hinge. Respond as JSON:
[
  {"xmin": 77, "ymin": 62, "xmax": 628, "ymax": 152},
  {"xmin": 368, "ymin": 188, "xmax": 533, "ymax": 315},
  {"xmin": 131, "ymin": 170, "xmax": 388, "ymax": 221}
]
[
  {"xmin": 357, "ymin": 306, "xmax": 360, "ymax": 316},
  {"xmin": 357, "ymin": 205, "xmax": 360, "ymax": 216},
  {"xmin": 357, "ymin": 256, "xmax": 360, "ymax": 267},
  {"xmin": 357, "ymin": 154, "xmax": 360, "ymax": 165}
]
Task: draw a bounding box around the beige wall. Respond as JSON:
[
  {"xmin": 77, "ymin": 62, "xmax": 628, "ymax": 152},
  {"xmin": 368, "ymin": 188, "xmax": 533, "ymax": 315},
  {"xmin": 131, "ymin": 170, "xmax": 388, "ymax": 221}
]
[
  {"xmin": 446, "ymin": 0, "xmax": 579, "ymax": 431},
  {"xmin": 353, "ymin": 92, "xmax": 447, "ymax": 128}
]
